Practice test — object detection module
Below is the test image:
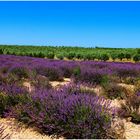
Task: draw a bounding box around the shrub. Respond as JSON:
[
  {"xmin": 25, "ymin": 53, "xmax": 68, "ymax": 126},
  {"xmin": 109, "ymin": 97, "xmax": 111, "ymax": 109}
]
[
  {"xmin": 9, "ymin": 66, "xmax": 31, "ymax": 80},
  {"xmin": 76, "ymin": 68, "xmax": 108, "ymax": 85},
  {"xmin": 62, "ymin": 83, "xmax": 96, "ymax": 96},
  {"xmin": 75, "ymin": 53, "xmax": 83, "ymax": 59},
  {"xmin": 83, "ymin": 54, "xmax": 93, "ymax": 60},
  {"xmin": 35, "ymin": 67, "xmax": 62, "ymax": 81},
  {"xmin": 103, "ymin": 83, "xmax": 126, "ymax": 100},
  {"xmin": 135, "ymin": 80, "xmax": 140, "ymax": 92},
  {"xmin": 5, "ymin": 51, "xmax": 10, "ymax": 55},
  {"xmin": 136, "ymin": 91, "xmax": 140, "ymax": 96},
  {"xmin": 116, "ymin": 66, "xmax": 139, "ymax": 79},
  {"xmin": 8, "ymin": 87, "xmax": 116, "ymax": 139},
  {"xmin": 120, "ymin": 93, "xmax": 140, "ymax": 124},
  {"xmin": 95, "ymin": 54, "xmax": 101, "ymax": 60},
  {"xmin": 11, "ymin": 52, "xmax": 16, "ymax": 55},
  {"xmin": 1, "ymin": 73, "xmax": 19, "ymax": 85},
  {"xmin": 100, "ymin": 54, "xmax": 109, "ymax": 61},
  {"xmin": 117, "ymin": 53, "xmax": 125, "ymax": 61},
  {"xmin": 72, "ymin": 67, "xmax": 81, "ymax": 79},
  {"xmin": 56, "ymin": 54, "xmax": 64, "ymax": 60},
  {"xmin": 0, "ymin": 49, "xmax": 4, "ymax": 54},
  {"xmin": 0, "ymin": 67, "xmax": 9, "ymax": 74},
  {"xmin": 125, "ymin": 53, "xmax": 131, "ymax": 60},
  {"xmin": 60, "ymin": 65, "xmax": 75, "ymax": 78},
  {"xmin": 66, "ymin": 52, "xmax": 76, "ymax": 60},
  {"xmin": 0, "ymin": 92, "xmax": 9, "ymax": 116},
  {"xmin": 46, "ymin": 52, "xmax": 54, "ymax": 59},
  {"xmin": 90, "ymin": 54, "xmax": 96, "ymax": 60},
  {"xmin": 137, "ymin": 49, "xmax": 140, "ymax": 54},
  {"xmin": 123, "ymin": 77, "xmax": 136, "ymax": 85},
  {"xmin": 133, "ymin": 54, "xmax": 140, "ymax": 62},
  {"xmin": 111, "ymin": 54, "xmax": 117, "ymax": 61},
  {"xmin": 28, "ymin": 53, "xmax": 34, "ymax": 57},
  {"xmin": 100, "ymin": 75, "xmax": 110, "ymax": 87},
  {"xmin": 38, "ymin": 52, "xmax": 45, "ymax": 58},
  {"xmin": 0, "ymin": 84, "xmax": 29, "ymax": 117},
  {"xmin": 29, "ymin": 52, "xmax": 38, "ymax": 57},
  {"xmin": 33, "ymin": 75, "xmax": 52, "ymax": 89}
]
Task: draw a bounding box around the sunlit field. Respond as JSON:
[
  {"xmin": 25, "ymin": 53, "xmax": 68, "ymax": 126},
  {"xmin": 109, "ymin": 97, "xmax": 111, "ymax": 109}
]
[
  {"xmin": 1, "ymin": 0, "xmax": 140, "ymax": 138},
  {"xmin": 0, "ymin": 49, "xmax": 140, "ymax": 139}
]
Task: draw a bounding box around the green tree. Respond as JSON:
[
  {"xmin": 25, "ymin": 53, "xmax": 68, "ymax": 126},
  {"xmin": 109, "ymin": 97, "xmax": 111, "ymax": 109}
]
[
  {"xmin": 46, "ymin": 52, "xmax": 54, "ymax": 59},
  {"xmin": 117, "ymin": 53, "xmax": 125, "ymax": 61},
  {"xmin": 0, "ymin": 49, "xmax": 4, "ymax": 54},
  {"xmin": 125, "ymin": 53, "xmax": 131, "ymax": 60},
  {"xmin": 100, "ymin": 54, "xmax": 109, "ymax": 61},
  {"xmin": 56, "ymin": 54, "xmax": 64, "ymax": 60},
  {"xmin": 137, "ymin": 49, "xmax": 140, "ymax": 54},
  {"xmin": 133, "ymin": 54, "xmax": 140, "ymax": 62},
  {"xmin": 111, "ymin": 53, "xmax": 117, "ymax": 61},
  {"xmin": 38, "ymin": 52, "xmax": 45, "ymax": 58},
  {"xmin": 66, "ymin": 52, "xmax": 76, "ymax": 60}
]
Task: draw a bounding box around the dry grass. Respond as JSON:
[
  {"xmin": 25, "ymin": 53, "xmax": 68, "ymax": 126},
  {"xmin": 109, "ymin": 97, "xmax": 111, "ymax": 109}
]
[
  {"xmin": 124, "ymin": 119, "xmax": 140, "ymax": 139},
  {"xmin": 50, "ymin": 78, "xmax": 70, "ymax": 88},
  {"xmin": 0, "ymin": 118, "xmax": 64, "ymax": 139}
]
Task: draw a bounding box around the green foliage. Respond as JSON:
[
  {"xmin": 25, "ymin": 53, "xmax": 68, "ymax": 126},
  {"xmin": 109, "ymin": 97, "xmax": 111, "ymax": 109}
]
[
  {"xmin": 117, "ymin": 53, "xmax": 125, "ymax": 61},
  {"xmin": 33, "ymin": 75, "xmax": 52, "ymax": 89},
  {"xmin": 103, "ymin": 83, "xmax": 126, "ymax": 100},
  {"xmin": 56, "ymin": 54, "xmax": 64, "ymax": 60},
  {"xmin": 100, "ymin": 75, "xmax": 109, "ymax": 87},
  {"xmin": 10, "ymin": 67, "xmax": 31, "ymax": 80},
  {"xmin": 73, "ymin": 67, "xmax": 81, "ymax": 76},
  {"xmin": 110, "ymin": 53, "xmax": 118, "ymax": 61},
  {"xmin": 38, "ymin": 52, "xmax": 45, "ymax": 58},
  {"xmin": 125, "ymin": 53, "xmax": 131, "ymax": 60},
  {"xmin": 46, "ymin": 52, "xmax": 54, "ymax": 59},
  {"xmin": 137, "ymin": 49, "xmax": 140, "ymax": 54},
  {"xmin": 66, "ymin": 52, "xmax": 76, "ymax": 60},
  {"xmin": 0, "ymin": 45, "xmax": 138, "ymax": 62},
  {"xmin": 133, "ymin": 54, "xmax": 140, "ymax": 62},
  {"xmin": 76, "ymin": 53, "xmax": 83, "ymax": 59},
  {"xmin": 0, "ymin": 49, "xmax": 4, "ymax": 54},
  {"xmin": 0, "ymin": 93, "xmax": 8, "ymax": 116},
  {"xmin": 100, "ymin": 54, "xmax": 109, "ymax": 61},
  {"xmin": 120, "ymin": 94, "xmax": 140, "ymax": 124},
  {"xmin": 0, "ymin": 92, "xmax": 30, "ymax": 117}
]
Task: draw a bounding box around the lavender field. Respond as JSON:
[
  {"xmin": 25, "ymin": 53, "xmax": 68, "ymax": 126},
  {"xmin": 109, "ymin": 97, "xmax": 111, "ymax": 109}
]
[{"xmin": 0, "ymin": 54, "xmax": 140, "ymax": 139}]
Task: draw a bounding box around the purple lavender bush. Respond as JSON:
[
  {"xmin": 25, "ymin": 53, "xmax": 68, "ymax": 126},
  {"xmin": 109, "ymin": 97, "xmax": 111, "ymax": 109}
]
[
  {"xmin": 8, "ymin": 65, "xmax": 31, "ymax": 80},
  {"xmin": 136, "ymin": 91, "xmax": 140, "ymax": 96},
  {"xmin": 0, "ymin": 55, "xmax": 139, "ymax": 138},
  {"xmin": 6, "ymin": 84, "xmax": 117, "ymax": 139},
  {"xmin": 35, "ymin": 66, "xmax": 63, "ymax": 81},
  {"xmin": 0, "ymin": 55, "xmax": 140, "ymax": 85},
  {"xmin": 103, "ymin": 83, "xmax": 126, "ymax": 100},
  {"xmin": 0, "ymin": 83, "xmax": 29, "ymax": 117}
]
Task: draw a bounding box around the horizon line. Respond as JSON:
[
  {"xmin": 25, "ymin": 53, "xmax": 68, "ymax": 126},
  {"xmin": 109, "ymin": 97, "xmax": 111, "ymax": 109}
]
[{"xmin": 0, "ymin": 44, "xmax": 138, "ymax": 49}]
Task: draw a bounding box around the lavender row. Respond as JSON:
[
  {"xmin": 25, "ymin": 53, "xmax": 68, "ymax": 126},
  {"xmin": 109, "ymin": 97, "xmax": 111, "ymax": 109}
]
[
  {"xmin": 1, "ymin": 82, "xmax": 118, "ymax": 139},
  {"xmin": 0, "ymin": 55, "xmax": 140, "ymax": 85}
]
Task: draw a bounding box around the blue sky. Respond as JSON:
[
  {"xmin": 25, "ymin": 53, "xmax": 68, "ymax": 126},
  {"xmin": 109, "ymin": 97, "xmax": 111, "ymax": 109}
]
[{"xmin": 0, "ymin": 1, "xmax": 140, "ymax": 48}]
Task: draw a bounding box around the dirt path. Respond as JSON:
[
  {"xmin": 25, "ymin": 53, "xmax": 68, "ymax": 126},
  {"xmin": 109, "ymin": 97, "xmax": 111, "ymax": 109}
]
[
  {"xmin": 50, "ymin": 78, "xmax": 70, "ymax": 88},
  {"xmin": 0, "ymin": 118, "xmax": 63, "ymax": 139},
  {"xmin": 124, "ymin": 120, "xmax": 140, "ymax": 139},
  {"xmin": 1, "ymin": 117, "xmax": 140, "ymax": 139}
]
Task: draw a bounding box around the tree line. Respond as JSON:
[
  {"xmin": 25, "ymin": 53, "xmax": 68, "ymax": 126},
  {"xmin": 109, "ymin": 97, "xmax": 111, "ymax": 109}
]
[{"xmin": 0, "ymin": 45, "xmax": 140, "ymax": 62}]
